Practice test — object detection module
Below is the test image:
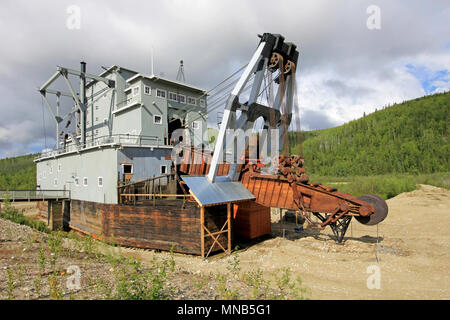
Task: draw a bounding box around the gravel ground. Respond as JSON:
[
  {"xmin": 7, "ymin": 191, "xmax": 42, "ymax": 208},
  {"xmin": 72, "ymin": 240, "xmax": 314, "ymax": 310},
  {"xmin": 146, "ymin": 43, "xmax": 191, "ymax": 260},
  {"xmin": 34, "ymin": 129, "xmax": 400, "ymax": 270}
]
[{"xmin": 0, "ymin": 216, "xmax": 292, "ymax": 300}]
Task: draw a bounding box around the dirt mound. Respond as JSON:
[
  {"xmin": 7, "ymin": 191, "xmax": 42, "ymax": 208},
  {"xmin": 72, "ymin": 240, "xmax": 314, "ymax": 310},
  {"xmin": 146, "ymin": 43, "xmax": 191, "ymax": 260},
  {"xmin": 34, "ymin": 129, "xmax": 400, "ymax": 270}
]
[{"xmin": 154, "ymin": 184, "xmax": 450, "ymax": 299}]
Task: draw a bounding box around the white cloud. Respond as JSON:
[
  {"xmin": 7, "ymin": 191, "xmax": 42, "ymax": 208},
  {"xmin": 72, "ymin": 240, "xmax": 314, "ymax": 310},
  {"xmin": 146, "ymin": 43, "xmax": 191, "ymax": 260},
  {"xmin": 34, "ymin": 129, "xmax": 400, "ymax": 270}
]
[
  {"xmin": 0, "ymin": 0, "xmax": 449, "ymax": 157},
  {"xmin": 297, "ymin": 62, "xmax": 426, "ymax": 129}
]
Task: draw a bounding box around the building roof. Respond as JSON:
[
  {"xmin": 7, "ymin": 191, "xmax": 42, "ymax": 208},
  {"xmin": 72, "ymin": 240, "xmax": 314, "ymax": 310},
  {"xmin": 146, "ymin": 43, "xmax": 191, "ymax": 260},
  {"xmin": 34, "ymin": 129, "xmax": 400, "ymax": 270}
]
[
  {"xmin": 86, "ymin": 65, "xmax": 207, "ymax": 95},
  {"xmin": 86, "ymin": 65, "xmax": 139, "ymax": 88},
  {"xmin": 126, "ymin": 73, "xmax": 207, "ymax": 95}
]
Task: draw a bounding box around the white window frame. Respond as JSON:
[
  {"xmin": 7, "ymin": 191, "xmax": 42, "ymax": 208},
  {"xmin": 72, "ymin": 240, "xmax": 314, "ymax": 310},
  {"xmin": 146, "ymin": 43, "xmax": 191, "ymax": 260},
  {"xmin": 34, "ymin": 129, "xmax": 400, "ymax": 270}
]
[
  {"xmin": 144, "ymin": 85, "xmax": 151, "ymax": 95},
  {"xmin": 156, "ymin": 89, "xmax": 166, "ymax": 99},
  {"xmin": 49, "ymin": 166, "xmax": 53, "ymax": 174},
  {"xmin": 199, "ymin": 99, "xmax": 206, "ymax": 107},
  {"xmin": 54, "ymin": 179, "xmax": 58, "ymax": 186},
  {"xmin": 153, "ymin": 114, "xmax": 163, "ymax": 125},
  {"xmin": 133, "ymin": 86, "xmax": 140, "ymax": 97},
  {"xmin": 75, "ymin": 177, "xmax": 79, "ymax": 186},
  {"xmin": 58, "ymin": 164, "xmax": 61, "ymax": 172},
  {"xmin": 83, "ymin": 177, "xmax": 88, "ymax": 187},
  {"xmin": 177, "ymin": 94, "xmax": 186, "ymax": 104},
  {"xmin": 192, "ymin": 121, "xmax": 201, "ymax": 130},
  {"xmin": 187, "ymin": 96, "xmax": 196, "ymax": 106},
  {"xmin": 160, "ymin": 165, "xmax": 167, "ymax": 174},
  {"xmin": 98, "ymin": 176, "xmax": 103, "ymax": 187},
  {"xmin": 168, "ymin": 91, "xmax": 177, "ymax": 102}
]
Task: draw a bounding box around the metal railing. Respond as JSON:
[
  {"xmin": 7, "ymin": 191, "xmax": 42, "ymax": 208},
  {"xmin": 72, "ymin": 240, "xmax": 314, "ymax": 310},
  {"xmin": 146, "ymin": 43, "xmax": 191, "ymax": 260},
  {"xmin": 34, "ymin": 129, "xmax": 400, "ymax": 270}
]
[
  {"xmin": 36, "ymin": 134, "xmax": 163, "ymax": 159},
  {"xmin": 0, "ymin": 190, "xmax": 71, "ymax": 202}
]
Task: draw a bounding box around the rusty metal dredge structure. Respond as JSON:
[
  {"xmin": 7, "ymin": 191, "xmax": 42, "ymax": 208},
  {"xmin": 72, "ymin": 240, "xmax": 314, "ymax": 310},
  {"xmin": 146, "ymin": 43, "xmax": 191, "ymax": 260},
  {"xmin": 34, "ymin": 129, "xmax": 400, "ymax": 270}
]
[{"xmin": 179, "ymin": 33, "xmax": 388, "ymax": 243}]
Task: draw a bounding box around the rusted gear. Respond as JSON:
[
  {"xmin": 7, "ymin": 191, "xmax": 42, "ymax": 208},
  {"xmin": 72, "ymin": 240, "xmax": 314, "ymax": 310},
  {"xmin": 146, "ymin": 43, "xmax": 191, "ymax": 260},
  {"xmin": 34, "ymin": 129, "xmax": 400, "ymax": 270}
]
[
  {"xmin": 284, "ymin": 61, "xmax": 295, "ymax": 75},
  {"xmin": 269, "ymin": 52, "xmax": 283, "ymax": 71}
]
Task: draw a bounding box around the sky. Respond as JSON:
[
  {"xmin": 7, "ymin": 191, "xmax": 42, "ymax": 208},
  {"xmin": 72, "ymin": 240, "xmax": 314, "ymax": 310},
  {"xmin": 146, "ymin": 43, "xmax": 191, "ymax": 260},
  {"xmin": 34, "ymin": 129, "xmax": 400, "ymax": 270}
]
[{"xmin": 0, "ymin": 0, "xmax": 449, "ymax": 158}]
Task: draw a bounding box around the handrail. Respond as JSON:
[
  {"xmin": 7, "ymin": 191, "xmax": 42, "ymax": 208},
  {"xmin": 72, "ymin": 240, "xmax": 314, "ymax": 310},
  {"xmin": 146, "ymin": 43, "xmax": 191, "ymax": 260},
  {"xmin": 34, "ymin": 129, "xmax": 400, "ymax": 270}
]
[
  {"xmin": 0, "ymin": 190, "xmax": 71, "ymax": 201},
  {"xmin": 36, "ymin": 133, "xmax": 163, "ymax": 159},
  {"xmin": 118, "ymin": 173, "xmax": 174, "ymax": 188},
  {"xmin": 0, "ymin": 189, "xmax": 69, "ymax": 192},
  {"xmin": 120, "ymin": 194, "xmax": 189, "ymax": 197}
]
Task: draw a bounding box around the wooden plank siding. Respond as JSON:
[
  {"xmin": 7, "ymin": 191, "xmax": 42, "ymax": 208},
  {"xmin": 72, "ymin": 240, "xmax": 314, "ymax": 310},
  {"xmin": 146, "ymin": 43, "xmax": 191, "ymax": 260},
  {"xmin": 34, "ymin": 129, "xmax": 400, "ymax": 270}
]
[{"xmin": 70, "ymin": 199, "xmax": 228, "ymax": 256}]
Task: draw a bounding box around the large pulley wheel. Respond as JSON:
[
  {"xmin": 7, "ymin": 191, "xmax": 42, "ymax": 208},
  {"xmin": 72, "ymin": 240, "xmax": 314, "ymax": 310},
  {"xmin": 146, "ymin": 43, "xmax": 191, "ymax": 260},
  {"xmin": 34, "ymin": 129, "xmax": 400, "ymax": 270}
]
[{"xmin": 355, "ymin": 194, "xmax": 388, "ymax": 226}]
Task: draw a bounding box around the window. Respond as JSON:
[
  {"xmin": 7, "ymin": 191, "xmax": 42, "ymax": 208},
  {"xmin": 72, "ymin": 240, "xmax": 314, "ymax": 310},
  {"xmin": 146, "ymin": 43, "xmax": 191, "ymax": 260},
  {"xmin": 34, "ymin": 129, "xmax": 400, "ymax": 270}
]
[
  {"xmin": 192, "ymin": 121, "xmax": 200, "ymax": 130},
  {"xmin": 75, "ymin": 177, "xmax": 79, "ymax": 186},
  {"xmin": 177, "ymin": 94, "xmax": 186, "ymax": 104},
  {"xmin": 133, "ymin": 86, "xmax": 140, "ymax": 96},
  {"xmin": 95, "ymin": 105, "xmax": 99, "ymax": 110},
  {"xmin": 154, "ymin": 115, "xmax": 162, "ymax": 125},
  {"xmin": 144, "ymin": 86, "xmax": 151, "ymax": 95},
  {"xmin": 98, "ymin": 177, "xmax": 103, "ymax": 187},
  {"xmin": 49, "ymin": 166, "xmax": 53, "ymax": 174},
  {"xmin": 83, "ymin": 177, "xmax": 88, "ymax": 187},
  {"xmin": 199, "ymin": 99, "xmax": 206, "ymax": 107},
  {"xmin": 160, "ymin": 165, "xmax": 167, "ymax": 174},
  {"xmin": 156, "ymin": 89, "xmax": 166, "ymax": 99},
  {"xmin": 58, "ymin": 164, "xmax": 61, "ymax": 172},
  {"xmin": 95, "ymin": 129, "xmax": 99, "ymax": 136},
  {"xmin": 168, "ymin": 92, "xmax": 177, "ymax": 102},
  {"xmin": 122, "ymin": 164, "xmax": 133, "ymax": 174},
  {"xmin": 54, "ymin": 179, "xmax": 58, "ymax": 186},
  {"xmin": 187, "ymin": 97, "xmax": 196, "ymax": 105},
  {"xmin": 95, "ymin": 117, "xmax": 99, "ymax": 122}
]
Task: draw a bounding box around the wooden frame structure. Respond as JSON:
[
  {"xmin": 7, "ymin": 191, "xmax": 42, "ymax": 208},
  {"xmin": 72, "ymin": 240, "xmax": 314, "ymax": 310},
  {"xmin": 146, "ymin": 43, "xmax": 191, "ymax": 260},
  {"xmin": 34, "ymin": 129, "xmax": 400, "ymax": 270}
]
[{"xmin": 200, "ymin": 203, "xmax": 232, "ymax": 259}]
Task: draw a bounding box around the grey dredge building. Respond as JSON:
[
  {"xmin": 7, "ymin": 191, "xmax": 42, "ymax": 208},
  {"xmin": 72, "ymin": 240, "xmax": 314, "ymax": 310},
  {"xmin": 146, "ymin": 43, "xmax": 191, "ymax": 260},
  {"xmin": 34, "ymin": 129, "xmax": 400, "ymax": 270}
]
[{"xmin": 35, "ymin": 63, "xmax": 207, "ymax": 204}]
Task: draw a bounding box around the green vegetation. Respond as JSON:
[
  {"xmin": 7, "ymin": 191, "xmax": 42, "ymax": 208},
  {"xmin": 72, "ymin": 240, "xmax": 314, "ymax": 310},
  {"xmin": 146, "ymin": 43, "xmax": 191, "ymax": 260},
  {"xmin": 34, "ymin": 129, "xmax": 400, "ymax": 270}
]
[
  {"xmin": 292, "ymin": 91, "xmax": 449, "ymax": 176},
  {"xmin": 0, "ymin": 194, "xmax": 49, "ymax": 232},
  {"xmin": 309, "ymin": 172, "xmax": 450, "ymax": 199},
  {"xmin": 0, "ymin": 154, "xmax": 37, "ymax": 189}
]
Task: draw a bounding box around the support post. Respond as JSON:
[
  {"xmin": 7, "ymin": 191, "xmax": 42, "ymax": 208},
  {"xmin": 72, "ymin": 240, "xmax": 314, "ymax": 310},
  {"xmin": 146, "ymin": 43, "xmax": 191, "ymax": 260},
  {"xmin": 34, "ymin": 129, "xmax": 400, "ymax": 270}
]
[
  {"xmin": 227, "ymin": 203, "xmax": 231, "ymax": 254},
  {"xmin": 56, "ymin": 93, "xmax": 60, "ymax": 150},
  {"xmin": 207, "ymin": 41, "xmax": 266, "ymax": 183},
  {"xmin": 200, "ymin": 206, "xmax": 205, "ymax": 259},
  {"xmin": 80, "ymin": 62, "xmax": 87, "ymax": 147},
  {"xmin": 280, "ymin": 208, "xmax": 283, "ymax": 236},
  {"xmin": 49, "ymin": 200, "xmax": 63, "ymax": 231}
]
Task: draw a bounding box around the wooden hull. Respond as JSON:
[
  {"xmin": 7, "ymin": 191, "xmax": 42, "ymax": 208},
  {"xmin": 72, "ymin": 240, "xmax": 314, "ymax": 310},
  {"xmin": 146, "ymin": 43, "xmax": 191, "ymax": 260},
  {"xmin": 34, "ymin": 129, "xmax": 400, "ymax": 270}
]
[{"xmin": 69, "ymin": 199, "xmax": 229, "ymax": 256}]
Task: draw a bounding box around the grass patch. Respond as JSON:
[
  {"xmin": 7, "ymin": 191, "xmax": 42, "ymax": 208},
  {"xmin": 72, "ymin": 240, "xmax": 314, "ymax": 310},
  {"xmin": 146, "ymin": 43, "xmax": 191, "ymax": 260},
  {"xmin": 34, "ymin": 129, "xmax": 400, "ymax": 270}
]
[{"xmin": 0, "ymin": 194, "xmax": 50, "ymax": 233}]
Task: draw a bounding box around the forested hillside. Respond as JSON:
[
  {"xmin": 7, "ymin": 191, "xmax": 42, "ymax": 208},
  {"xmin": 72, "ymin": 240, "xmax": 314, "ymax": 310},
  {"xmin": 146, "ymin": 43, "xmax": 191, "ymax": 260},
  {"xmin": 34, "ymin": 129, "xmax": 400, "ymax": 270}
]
[
  {"xmin": 297, "ymin": 91, "xmax": 449, "ymax": 176},
  {"xmin": 0, "ymin": 154, "xmax": 36, "ymax": 189}
]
